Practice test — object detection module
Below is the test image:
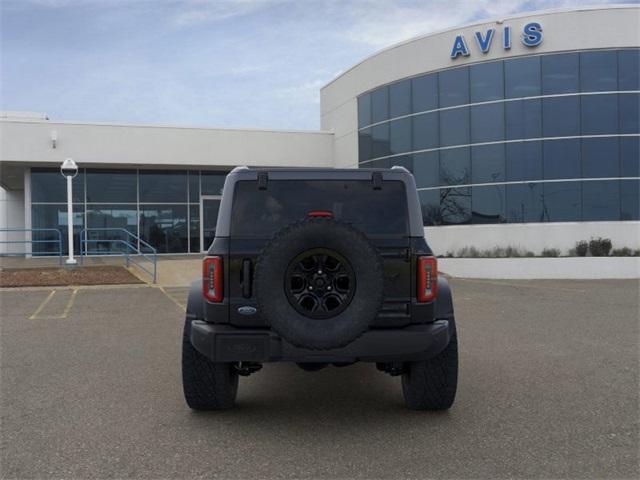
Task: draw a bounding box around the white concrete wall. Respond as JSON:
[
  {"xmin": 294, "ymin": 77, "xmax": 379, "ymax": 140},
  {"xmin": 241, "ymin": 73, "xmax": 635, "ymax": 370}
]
[
  {"xmin": 0, "ymin": 120, "xmax": 334, "ymax": 169},
  {"xmin": 439, "ymin": 257, "xmax": 640, "ymax": 279},
  {"xmin": 425, "ymin": 221, "xmax": 640, "ymax": 257},
  {"xmin": 320, "ymin": 5, "xmax": 640, "ymax": 167},
  {"xmin": 0, "ymin": 186, "xmax": 26, "ymax": 254}
]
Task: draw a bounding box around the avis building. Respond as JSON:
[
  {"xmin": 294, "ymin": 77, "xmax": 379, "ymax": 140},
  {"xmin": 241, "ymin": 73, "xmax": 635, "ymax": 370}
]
[{"xmin": 1, "ymin": 6, "xmax": 638, "ymax": 257}]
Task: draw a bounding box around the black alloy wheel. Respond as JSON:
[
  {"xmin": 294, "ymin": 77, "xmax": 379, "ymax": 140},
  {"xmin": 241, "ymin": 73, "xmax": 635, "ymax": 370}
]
[{"xmin": 284, "ymin": 248, "xmax": 356, "ymax": 319}]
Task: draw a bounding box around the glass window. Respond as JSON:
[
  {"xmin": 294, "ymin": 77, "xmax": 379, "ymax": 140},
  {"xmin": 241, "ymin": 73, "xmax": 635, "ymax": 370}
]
[
  {"xmin": 440, "ymin": 187, "xmax": 471, "ymax": 225},
  {"xmin": 543, "ymin": 182, "xmax": 581, "ymax": 222},
  {"xmin": 581, "ymin": 51, "xmax": 617, "ymax": 92},
  {"xmin": 470, "ymin": 103, "xmax": 504, "ymax": 143},
  {"xmin": 439, "ymin": 67, "xmax": 469, "ymax": 108},
  {"xmin": 470, "ymin": 61, "xmax": 504, "ymax": 102},
  {"xmin": 201, "ymin": 171, "xmax": 227, "ymax": 195},
  {"xmin": 505, "ymin": 56, "xmax": 541, "ymax": 98},
  {"xmin": 389, "ymin": 117, "xmax": 412, "ymax": 155},
  {"xmin": 619, "ymin": 49, "xmax": 640, "ymax": 91},
  {"xmin": 582, "ymin": 180, "xmax": 620, "ymax": 221},
  {"xmin": 389, "ymin": 79, "xmax": 411, "ymax": 118},
  {"xmin": 367, "ymin": 158, "xmax": 390, "ymax": 169},
  {"xmin": 619, "ymin": 92, "xmax": 639, "ymax": 134},
  {"xmin": 86, "ymin": 169, "xmax": 136, "ymax": 203},
  {"xmin": 201, "ymin": 199, "xmax": 220, "ymax": 251},
  {"xmin": 471, "ymin": 144, "xmax": 505, "ymax": 184},
  {"xmin": 412, "ymin": 112, "xmax": 438, "ymax": 151},
  {"xmin": 188, "ymin": 171, "xmax": 200, "ymax": 203},
  {"xmin": 582, "ymin": 137, "xmax": 619, "ymax": 178},
  {"xmin": 506, "ymin": 141, "xmax": 543, "ymax": 181},
  {"xmin": 581, "ymin": 94, "xmax": 618, "ymax": 135},
  {"xmin": 506, "ymin": 183, "xmax": 544, "ymax": 223},
  {"xmin": 621, "ymin": 137, "xmax": 640, "ymax": 177},
  {"xmin": 412, "ymin": 151, "xmax": 439, "ymax": 188},
  {"xmin": 86, "ymin": 205, "xmax": 137, "ymax": 254},
  {"xmin": 139, "ymin": 205, "xmax": 188, "ymax": 253},
  {"xmin": 542, "ymin": 96, "xmax": 580, "ymax": 137},
  {"xmin": 31, "ymin": 168, "xmax": 85, "ymax": 203},
  {"xmin": 358, "ymin": 93, "xmax": 372, "ymax": 128},
  {"xmin": 505, "ymin": 99, "xmax": 542, "ymax": 140},
  {"xmin": 358, "ymin": 128, "xmax": 373, "ymax": 162},
  {"xmin": 541, "ymin": 52, "xmax": 579, "ymax": 94},
  {"xmin": 139, "ymin": 170, "xmax": 187, "ymax": 203},
  {"xmin": 472, "ymin": 185, "xmax": 505, "ymax": 224},
  {"xmin": 543, "ymin": 139, "xmax": 581, "ymax": 180},
  {"xmin": 418, "ymin": 189, "xmax": 441, "ymax": 226},
  {"xmin": 440, "ymin": 148, "xmax": 470, "ymax": 186},
  {"xmin": 371, "ymin": 87, "xmax": 389, "ymax": 123},
  {"xmin": 371, "ymin": 123, "xmax": 390, "ymax": 158},
  {"xmin": 621, "ymin": 179, "xmax": 639, "ymax": 221},
  {"xmin": 439, "ymin": 108, "xmax": 469, "ymax": 147},
  {"xmin": 230, "ymin": 180, "xmax": 409, "ymax": 237},
  {"xmin": 412, "ymin": 74, "xmax": 438, "ymax": 113},
  {"xmin": 189, "ymin": 205, "xmax": 200, "ymax": 253},
  {"xmin": 31, "ymin": 204, "xmax": 84, "ymax": 255},
  {"xmin": 390, "ymin": 155, "xmax": 413, "ymax": 171}
]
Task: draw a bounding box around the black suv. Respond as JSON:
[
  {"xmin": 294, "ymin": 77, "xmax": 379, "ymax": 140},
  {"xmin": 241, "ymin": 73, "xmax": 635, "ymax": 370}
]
[{"xmin": 182, "ymin": 166, "xmax": 458, "ymax": 410}]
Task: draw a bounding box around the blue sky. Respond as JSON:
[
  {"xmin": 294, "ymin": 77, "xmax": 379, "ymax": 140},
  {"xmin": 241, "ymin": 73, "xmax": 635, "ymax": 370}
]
[{"xmin": 0, "ymin": 0, "xmax": 628, "ymax": 130}]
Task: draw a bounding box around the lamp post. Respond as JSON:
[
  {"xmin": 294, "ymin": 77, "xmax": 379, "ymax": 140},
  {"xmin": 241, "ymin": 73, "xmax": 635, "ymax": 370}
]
[{"xmin": 60, "ymin": 158, "xmax": 78, "ymax": 265}]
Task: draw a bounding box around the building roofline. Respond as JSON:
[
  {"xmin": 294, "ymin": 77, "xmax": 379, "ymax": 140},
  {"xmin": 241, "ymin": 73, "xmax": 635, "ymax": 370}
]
[
  {"xmin": 320, "ymin": 4, "xmax": 639, "ymax": 91},
  {"xmin": 0, "ymin": 117, "xmax": 334, "ymax": 136}
]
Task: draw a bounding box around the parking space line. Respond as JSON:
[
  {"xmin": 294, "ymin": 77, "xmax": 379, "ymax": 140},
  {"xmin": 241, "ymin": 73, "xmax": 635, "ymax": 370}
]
[
  {"xmin": 157, "ymin": 286, "xmax": 186, "ymax": 312},
  {"xmin": 57, "ymin": 289, "xmax": 79, "ymax": 319},
  {"xmin": 29, "ymin": 290, "xmax": 56, "ymax": 320}
]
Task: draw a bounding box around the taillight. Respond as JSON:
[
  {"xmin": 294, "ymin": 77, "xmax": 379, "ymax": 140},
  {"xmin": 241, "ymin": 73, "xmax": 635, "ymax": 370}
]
[
  {"xmin": 307, "ymin": 210, "xmax": 333, "ymax": 218},
  {"xmin": 203, "ymin": 256, "xmax": 223, "ymax": 302},
  {"xmin": 417, "ymin": 256, "xmax": 437, "ymax": 302}
]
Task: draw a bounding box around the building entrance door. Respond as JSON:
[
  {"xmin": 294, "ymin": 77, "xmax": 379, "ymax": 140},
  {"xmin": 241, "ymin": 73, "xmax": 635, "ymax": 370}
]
[{"xmin": 200, "ymin": 195, "xmax": 221, "ymax": 253}]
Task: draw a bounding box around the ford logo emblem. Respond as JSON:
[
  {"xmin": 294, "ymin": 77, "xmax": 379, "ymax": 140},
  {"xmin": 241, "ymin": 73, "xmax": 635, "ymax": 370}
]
[{"xmin": 238, "ymin": 306, "xmax": 257, "ymax": 316}]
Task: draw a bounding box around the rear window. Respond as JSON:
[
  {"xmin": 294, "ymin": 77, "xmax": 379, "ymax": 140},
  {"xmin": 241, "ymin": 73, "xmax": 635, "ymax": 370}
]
[{"xmin": 230, "ymin": 180, "xmax": 408, "ymax": 237}]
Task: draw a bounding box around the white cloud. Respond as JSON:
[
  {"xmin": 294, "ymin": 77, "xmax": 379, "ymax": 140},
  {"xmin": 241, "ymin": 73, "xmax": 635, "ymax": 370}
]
[{"xmin": 171, "ymin": 0, "xmax": 285, "ymax": 27}]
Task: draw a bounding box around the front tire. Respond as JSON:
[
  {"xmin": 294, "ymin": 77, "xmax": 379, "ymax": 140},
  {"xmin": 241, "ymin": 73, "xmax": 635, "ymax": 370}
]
[
  {"xmin": 401, "ymin": 319, "xmax": 458, "ymax": 410},
  {"xmin": 182, "ymin": 319, "xmax": 239, "ymax": 410}
]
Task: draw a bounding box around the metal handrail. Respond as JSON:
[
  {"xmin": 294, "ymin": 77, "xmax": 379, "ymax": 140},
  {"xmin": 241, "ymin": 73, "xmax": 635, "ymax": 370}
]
[
  {"xmin": 79, "ymin": 228, "xmax": 157, "ymax": 283},
  {"xmin": 0, "ymin": 228, "xmax": 64, "ymax": 265}
]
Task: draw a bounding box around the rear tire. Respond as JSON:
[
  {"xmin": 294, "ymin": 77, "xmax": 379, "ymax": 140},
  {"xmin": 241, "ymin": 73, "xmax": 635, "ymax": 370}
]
[
  {"xmin": 401, "ymin": 319, "xmax": 458, "ymax": 410},
  {"xmin": 182, "ymin": 319, "xmax": 239, "ymax": 410}
]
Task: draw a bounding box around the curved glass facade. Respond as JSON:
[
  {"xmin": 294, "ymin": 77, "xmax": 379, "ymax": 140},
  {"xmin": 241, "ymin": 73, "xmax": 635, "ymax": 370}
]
[{"xmin": 357, "ymin": 49, "xmax": 640, "ymax": 225}]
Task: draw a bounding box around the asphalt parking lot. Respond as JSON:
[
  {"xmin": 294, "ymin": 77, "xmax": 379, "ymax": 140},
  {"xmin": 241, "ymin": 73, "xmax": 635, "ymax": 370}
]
[{"xmin": 1, "ymin": 278, "xmax": 638, "ymax": 479}]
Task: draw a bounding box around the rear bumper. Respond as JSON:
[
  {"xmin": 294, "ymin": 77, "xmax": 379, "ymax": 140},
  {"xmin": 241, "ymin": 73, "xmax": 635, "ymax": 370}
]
[{"xmin": 190, "ymin": 320, "xmax": 451, "ymax": 363}]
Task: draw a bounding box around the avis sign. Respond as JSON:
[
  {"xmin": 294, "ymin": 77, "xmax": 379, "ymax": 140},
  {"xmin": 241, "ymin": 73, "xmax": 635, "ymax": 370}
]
[{"xmin": 450, "ymin": 22, "xmax": 543, "ymax": 59}]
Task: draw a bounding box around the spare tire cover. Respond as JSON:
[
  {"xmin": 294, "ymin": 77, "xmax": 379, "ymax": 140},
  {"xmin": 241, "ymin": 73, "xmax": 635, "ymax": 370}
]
[{"xmin": 254, "ymin": 218, "xmax": 384, "ymax": 350}]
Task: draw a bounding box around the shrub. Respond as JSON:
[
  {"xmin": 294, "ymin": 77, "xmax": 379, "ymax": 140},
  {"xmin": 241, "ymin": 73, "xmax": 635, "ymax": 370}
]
[
  {"xmin": 525, "ymin": 251, "xmax": 535, "ymax": 257},
  {"xmin": 541, "ymin": 248, "xmax": 561, "ymax": 257},
  {"xmin": 574, "ymin": 241, "xmax": 589, "ymax": 257},
  {"xmin": 589, "ymin": 237, "xmax": 612, "ymax": 257},
  {"xmin": 611, "ymin": 247, "xmax": 632, "ymax": 256}
]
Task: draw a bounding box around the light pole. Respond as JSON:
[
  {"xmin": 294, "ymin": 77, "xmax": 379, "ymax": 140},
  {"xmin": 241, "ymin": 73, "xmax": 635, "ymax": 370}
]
[{"xmin": 60, "ymin": 158, "xmax": 78, "ymax": 265}]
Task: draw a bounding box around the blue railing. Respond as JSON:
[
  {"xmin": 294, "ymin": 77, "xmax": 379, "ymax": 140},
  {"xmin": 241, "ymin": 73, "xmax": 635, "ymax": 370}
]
[
  {"xmin": 79, "ymin": 228, "xmax": 157, "ymax": 283},
  {"xmin": 0, "ymin": 228, "xmax": 64, "ymax": 265}
]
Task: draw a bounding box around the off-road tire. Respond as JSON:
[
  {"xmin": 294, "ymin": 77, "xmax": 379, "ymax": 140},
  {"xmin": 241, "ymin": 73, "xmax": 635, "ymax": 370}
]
[
  {"xmin": 401, "ymin": 319, "xmax": 458, "ymax": 410},
  {"xmin": 182, "ymin": 319, "xmax": 239, "ymax": 410},
  {"xmin": 254, "ymin": 217, "xmax": 384, "ymax": 350}
]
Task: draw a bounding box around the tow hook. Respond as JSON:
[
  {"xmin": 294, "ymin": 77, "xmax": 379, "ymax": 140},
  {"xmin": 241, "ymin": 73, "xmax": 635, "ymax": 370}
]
[{"xmin": 235, "ymin": 362, "xmax": 263, "ymax": 376}]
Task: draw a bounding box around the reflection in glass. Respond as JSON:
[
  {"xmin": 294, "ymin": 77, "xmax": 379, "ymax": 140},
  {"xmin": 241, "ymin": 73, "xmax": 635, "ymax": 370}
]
[
  {"xmin": 439, "ymin": 108, "xmax": 469, "ymax": 147},
  {"xmin": 619, "ymin": 92, "xmax": 639, "ymax": 134},
  {"xmin": 621, "ymin": 137, "xmax": 640, "ymax": 177},
  {"xmin": 389, "ymin": 79, "xmax": 411, "ymax": 118},
  {"xmin": 359, "ymin": 129, "xmax": 373, "ymax": 162},
  {"xmin": 543, "ymin": 139, "xmax": 581, "ymax": 180},
  {"xmin": 440, "ymin": 148, "xmax": 470, "ymax": 186},
  {"xmin": 439, "ymin": 67, "xmax": 469, "ymax": 108},
  {"xmin": 621, "ymin": 179, "xmax": 640, "ymax": 220},
  {"xmin": 618, "ymin": 49, "xmax": 640, "ymax": 91},
  {"xmin": 140, "ymin": 170, "xmax": 187, "ymax": 203},
  {"xmin": 581, "ymin": 94, "xmax": 618, "ymax": 135},
  {"xmin": 472, "ymin": 185, "xmax": 505, "ymax": 224},
  {"xmin": 31, "ymin": 204, "xmax": 84, "ymax": 255},
  {"xmin": 505, "ymin": 56, "xmax": 541, "ymax": 98},
  {"xmin": 471, "ymin": 144, "xmax": 505, "ymax": 183},
  {"xmin": 440, "ymin": 187, "xmax": 471, "ymax": 224},
  {"xmin": 371, "ymin": 123, "xmax": 391, "ymax": 158},
  {"xmin": 541, "ymin": 53, "xmax": 579, "ymax": 94},
  {"xmin": 412, "ymin": 74, "xmax": 438, "ymax": 113},
  {"xmin": 389, "ymin": 117, "xmax": 412, "ymax": 155},
  {"xmin": 506, "ymin": 142, "xmax": 543, "ymax": 181},
  {"xmin": 201, "ymin": 171, "xmax": 227, "ymax": 195},
  {"xmin": 139, "ymin": 205, "xmax": 188, "ymax": 253},
  {"xmin": 32, "ymin": 168, "xmax": 85, "ymax": 203},
  {"xmin": 470, "ymin": 103, "xmax": 504, "ymax": 143},
  {"xmin": 86, "ymin": 205, "xmax": 137, "ymax": 254},
  {"xmin": 413, "ymin": 152, "xmax": 439, "ymax": 188},
  {"xmin": 189, "ymin": 205, "xmax": 200, "ymax": 253},
  {"xmin": 201, "ymin": 199, "xmax": 221, "ymax": 251},
  {"xmin": 583, "ymin": 180, "xmax": 619, "ymax": 221},
  {"xmin": 505, "ymin": 99, "xmax": 542, "ymax": 140},
  {"xmin": 542, "ymin": 96, "xmax": 580, "ymax": 137},
  {"xmin": 86, "ymin": 169, "xmax": 136, "ymax": 203},
  {"xmin": 580, "ymin": 51, "xmax": 617, "ymax": 92},
  {"xmin": 582, "ymin": 137, "xmax": 619, "ymax": 178},
  {"xmin": 390, "ymin": 155, "xmax": 413, "ymax": 171},
  {"xmin": 358, "ymin": 94, "xmax": 372, "ymax": 128},
  {"xmin": 543, "ymin": 182, "xmax": 581, "ymax": 222},
  {"xmin": 470, "ymin": 61, "xmax": 504, "ymax": 102},
  {"xmin": 506, "ymin": 183, "xmax": 543, "ymax": 223},
  {"xmin": 418, "ymin": 189, "xmax": 441, "ymax": 226},
  {"xmin": 371, "ymin": 87, "xmax": 389, "ymax": 123},
  {"xmin": 412, "ymin": 112, "xmax": 439, "ymax": 151},
  {"xmin": 189, "ymin": 171, "xmax": 200, "ymax": 203}
]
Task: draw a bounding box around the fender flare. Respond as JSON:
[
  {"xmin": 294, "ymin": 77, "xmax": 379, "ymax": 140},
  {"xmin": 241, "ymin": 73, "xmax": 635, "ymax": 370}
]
[
  {"xmin": 435, "ymin": 276, "xmax": 454, "ymax": 320},
  {"xmin": 186, "ymin": 279, "xmax": 204, "ymax": 320}
]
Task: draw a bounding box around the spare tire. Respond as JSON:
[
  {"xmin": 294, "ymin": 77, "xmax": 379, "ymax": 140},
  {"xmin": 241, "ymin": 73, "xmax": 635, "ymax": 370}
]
[{"xmin": 254, "ymin": 217, "xmax": 384, "ymax": 350}]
